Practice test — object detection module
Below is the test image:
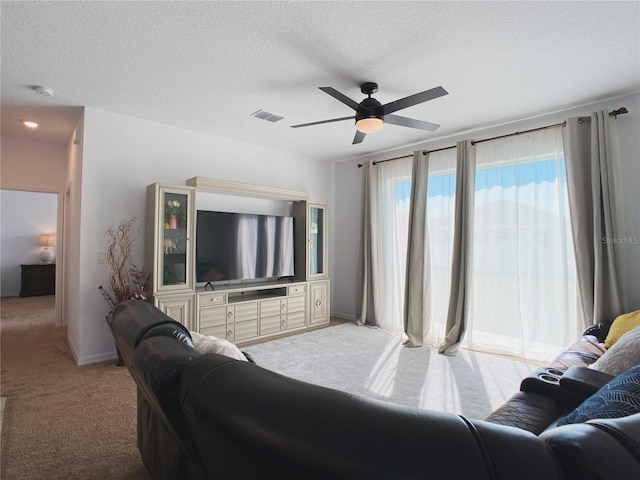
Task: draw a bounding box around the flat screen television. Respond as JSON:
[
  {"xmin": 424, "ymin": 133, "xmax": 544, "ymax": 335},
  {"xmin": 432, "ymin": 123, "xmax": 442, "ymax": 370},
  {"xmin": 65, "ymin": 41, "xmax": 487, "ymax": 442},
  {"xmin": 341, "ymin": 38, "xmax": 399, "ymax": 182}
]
[{"xmin": 196, "ymin": 210, "xmax": 294, "ymax": 284}]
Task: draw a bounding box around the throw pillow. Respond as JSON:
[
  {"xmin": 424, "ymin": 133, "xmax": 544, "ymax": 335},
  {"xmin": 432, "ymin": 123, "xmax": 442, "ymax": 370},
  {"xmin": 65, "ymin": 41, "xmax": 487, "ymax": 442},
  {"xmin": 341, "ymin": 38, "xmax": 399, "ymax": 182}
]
[
  {"xmin": 556, "ymin": 364, "xmax": 640, "ymax": 425},
  {"xmin": 603, "ymin": 309, "xmax": 640, "ymax": 348},
  {"xmin": 189, "ymin": 331, "xmax": 248, "ymax": 361},
  {"xmin": 590, "ymin": 326, "xmax": 640, "ymax": 376}
]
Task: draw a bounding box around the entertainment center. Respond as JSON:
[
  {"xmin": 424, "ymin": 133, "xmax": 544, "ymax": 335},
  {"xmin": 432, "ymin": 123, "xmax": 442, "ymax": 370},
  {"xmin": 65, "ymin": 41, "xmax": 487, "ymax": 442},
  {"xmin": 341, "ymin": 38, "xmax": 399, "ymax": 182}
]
[{"xmin": 145, "ymin": 177, "xmax": 329, "ymax": 345}]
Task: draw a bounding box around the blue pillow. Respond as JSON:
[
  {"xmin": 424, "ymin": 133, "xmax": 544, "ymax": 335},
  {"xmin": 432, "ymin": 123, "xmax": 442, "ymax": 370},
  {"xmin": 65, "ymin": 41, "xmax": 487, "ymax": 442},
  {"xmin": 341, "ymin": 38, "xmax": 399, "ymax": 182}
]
[{"xmin": 557, "ymin": 364, "xmax": 640, "ymax": 425}]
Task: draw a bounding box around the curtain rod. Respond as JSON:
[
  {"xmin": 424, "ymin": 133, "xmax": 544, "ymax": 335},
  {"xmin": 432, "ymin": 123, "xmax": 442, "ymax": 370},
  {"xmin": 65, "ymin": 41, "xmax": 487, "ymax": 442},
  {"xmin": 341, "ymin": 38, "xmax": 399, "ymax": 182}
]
[{"xmin": 357, "ymin": 107, "xmax": 628, "ymax": 168}]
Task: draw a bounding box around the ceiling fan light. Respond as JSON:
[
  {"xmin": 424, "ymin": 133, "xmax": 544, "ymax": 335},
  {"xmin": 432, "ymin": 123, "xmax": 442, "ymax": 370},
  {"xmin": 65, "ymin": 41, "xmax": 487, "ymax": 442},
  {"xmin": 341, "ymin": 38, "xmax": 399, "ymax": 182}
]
[{"xmin": 355, "ymin": 117, "xmax": 383, "ymax": 134}]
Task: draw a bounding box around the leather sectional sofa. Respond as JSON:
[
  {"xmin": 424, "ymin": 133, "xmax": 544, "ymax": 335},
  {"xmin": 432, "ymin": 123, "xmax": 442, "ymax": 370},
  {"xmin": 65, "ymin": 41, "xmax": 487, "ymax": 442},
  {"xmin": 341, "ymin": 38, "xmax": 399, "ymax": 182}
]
[{"xmin": 108, "ymin": 299, "xmax": 640, "ymax": 480}]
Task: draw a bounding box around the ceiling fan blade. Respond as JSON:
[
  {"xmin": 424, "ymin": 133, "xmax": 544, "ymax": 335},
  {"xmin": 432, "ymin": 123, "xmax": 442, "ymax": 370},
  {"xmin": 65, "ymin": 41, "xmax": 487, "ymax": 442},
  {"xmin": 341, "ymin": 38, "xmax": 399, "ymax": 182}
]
[
  {"xmin": 353, "ymin": 130, "xmax": 366, "ymax": 144},
  {"xmin": 290, "ymin": 116, "xmax": 354, "ymax": 128},
  {"xmin": 384, "ymin": 114, "xmax": 441, "ymax": 132},
  {"xmin": 382, "ymin": 86, "xmax": 448, "ymax": 115},
  {"xmin": 319, "ymin": 87, "xmax": 366, "ymax": 112}
]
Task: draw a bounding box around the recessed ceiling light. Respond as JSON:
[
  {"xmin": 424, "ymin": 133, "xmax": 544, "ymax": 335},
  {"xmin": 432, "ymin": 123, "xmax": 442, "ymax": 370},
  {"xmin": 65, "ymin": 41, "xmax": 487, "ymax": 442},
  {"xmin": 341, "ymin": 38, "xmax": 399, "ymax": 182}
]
[{"xmin": 22, "ymin": 120, "xmax": 38, "ymax": 128}]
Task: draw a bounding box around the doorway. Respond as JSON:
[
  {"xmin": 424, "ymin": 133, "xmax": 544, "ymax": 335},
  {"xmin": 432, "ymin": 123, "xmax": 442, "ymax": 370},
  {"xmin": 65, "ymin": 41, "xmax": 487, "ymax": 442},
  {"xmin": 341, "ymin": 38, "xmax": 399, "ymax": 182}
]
[{"xmin": 0, "ymin": 188, "xmax": 62, "ymax": 326}]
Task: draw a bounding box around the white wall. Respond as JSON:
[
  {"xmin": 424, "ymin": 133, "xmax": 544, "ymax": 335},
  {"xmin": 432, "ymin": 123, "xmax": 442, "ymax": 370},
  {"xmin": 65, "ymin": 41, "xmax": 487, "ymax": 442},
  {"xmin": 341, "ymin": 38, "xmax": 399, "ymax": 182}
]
[
  {"xmin": 0, "ymin": 135, "xmax": 68, "ymax": 321},
  {"xmin": 332, "ymin": 92, "xmax": 640, "ymax": 321},
  {"xmin": 72, "ymin": 107, "xmax": 331, "ymax": 364},
  {"xmin": 0, "ymin": 190, "xmax": 58, "ymax": 297},
  {"xmin": 65, "ymin": 112, "xmax": 85, "ymax": 357},
  {"xmin": 0, "ymin": 136, "xmax": 68, "ymax": 191}
]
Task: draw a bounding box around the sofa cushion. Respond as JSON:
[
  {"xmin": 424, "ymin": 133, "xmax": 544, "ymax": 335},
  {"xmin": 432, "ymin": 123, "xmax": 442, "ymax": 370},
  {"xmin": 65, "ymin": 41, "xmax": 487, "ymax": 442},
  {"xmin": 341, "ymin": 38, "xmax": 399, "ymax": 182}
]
[
  {"xmin": 603, "ymin": 309, "xmax": 640, "ymax": 348},
  {"xmin": 590, "ymin": 325, "xmax": 640, "ymax": 376},
  {"xmin": 556, "ymin": 364, "xmax": 640, "ymax": 425},
  {"xmin": 189, "ymin": 331, "xmax": 247, "ymax": 361}
]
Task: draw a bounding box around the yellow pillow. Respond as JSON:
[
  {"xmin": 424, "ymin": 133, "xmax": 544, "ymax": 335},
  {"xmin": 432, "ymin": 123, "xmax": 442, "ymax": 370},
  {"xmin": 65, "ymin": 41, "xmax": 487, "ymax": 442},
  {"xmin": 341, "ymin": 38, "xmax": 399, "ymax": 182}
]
[{"xmin": 604, "ymin": 309, "xmax": 640, "ymax": 348}]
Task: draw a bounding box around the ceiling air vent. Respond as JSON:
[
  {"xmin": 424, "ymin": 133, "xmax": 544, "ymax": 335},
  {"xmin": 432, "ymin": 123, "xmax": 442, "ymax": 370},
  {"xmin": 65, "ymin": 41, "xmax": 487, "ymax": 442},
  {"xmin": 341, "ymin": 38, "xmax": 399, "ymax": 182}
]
[{"xmin": 250, "ymin": 109, "xmax": 283, "ymax": 123}]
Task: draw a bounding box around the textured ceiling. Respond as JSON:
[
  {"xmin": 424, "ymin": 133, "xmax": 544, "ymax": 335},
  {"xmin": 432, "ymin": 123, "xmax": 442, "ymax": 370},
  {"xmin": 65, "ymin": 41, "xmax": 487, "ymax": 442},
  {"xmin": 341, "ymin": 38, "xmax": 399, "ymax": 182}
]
[{"xmin": 1, "ymin": 1, "xmax": 639, "ymax": 163}]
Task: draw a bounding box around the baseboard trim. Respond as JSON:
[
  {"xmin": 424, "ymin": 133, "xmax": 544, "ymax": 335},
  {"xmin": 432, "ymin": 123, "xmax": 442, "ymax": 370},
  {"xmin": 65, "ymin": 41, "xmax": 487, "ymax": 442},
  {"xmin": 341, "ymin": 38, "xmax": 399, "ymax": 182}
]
[
  {"xmin": 76, "ymin": 351, "xmax": 118, "ymax": 366},
  {"xmin": 332, "ymin": 311, "xmax": 356, "ymax": 321},
  {"xmin": 67, "ymin": 334, "xmax": 117, "ymax": 366}
]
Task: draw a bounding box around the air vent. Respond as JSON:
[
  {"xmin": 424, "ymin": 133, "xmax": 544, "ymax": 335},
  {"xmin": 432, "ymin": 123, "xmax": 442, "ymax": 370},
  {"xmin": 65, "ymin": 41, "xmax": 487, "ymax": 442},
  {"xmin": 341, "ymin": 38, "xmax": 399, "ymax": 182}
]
[{"xmin": 250, "ymin": 109, "xmax": 283, "ymax": 123}]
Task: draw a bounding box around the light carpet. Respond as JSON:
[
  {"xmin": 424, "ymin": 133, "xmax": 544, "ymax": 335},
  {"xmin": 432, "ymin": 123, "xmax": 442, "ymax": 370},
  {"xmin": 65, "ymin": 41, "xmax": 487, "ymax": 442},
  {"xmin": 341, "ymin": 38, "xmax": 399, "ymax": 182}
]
[
  {"xmin": 244, "ymin": 322, "xmax": 537, "ymax": 420},
  {"xmin": 1, "ymin": 296, "xmax": 149, "ymax": 480}
]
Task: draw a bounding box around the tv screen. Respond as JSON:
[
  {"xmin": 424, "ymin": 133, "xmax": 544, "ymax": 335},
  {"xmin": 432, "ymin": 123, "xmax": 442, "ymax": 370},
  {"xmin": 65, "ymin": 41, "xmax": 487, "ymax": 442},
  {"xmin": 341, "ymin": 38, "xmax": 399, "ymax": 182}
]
[{"xmin": 196, "ymin": 210, "xmax": 294, "ymax": 283}]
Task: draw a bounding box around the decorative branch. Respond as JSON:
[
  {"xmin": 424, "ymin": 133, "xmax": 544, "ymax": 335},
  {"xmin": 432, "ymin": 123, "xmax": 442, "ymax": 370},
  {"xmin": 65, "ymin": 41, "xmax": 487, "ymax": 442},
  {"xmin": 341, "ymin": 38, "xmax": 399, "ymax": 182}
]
[{"xmin": 99, "ymin": 218, "xmax": 149, "ymax": 307}]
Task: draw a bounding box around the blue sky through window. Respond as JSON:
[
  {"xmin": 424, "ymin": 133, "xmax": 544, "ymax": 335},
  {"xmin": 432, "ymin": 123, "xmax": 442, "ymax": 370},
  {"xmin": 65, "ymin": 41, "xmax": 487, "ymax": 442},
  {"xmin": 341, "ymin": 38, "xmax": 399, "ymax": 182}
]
[{"xmin": 396, "ymin": 158, "xmax": 566, "ymax": 202}]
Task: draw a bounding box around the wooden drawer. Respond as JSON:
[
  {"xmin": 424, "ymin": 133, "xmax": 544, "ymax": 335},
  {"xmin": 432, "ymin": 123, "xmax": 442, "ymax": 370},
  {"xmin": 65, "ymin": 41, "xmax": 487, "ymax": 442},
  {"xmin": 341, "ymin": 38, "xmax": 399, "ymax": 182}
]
[
  {"xmin": 287, "ymin": 295, "xmax": 305, "ymax": 313},
  {"xmin": 200, "ymin": 306, "xmax": 227, "ymax": 328},
  {"xmin": 260, "ymin": 298, "xmax": 283, "ymax": 318},
  {"xmin": 200, "ymin": 324, "xmax": 228, "ymax": 339},
  {"xmin": 231, "ymin": 302, "xmax": 259, "ymax": 323},
  {"xmin": 199, "ymin": 291, "xmax": 227, "ymax": 306},
  {"xmin": 288, "ymin": 284, "xmax": 306, "ymax": 296},
  {"xmin": 235, "ymin": 319, "xmax": 258, "ymax": 341},
  {"xmin": 287, "ymin": 310, "xmax": 306, "ymax": 330},
  {"xmin": 260, "ymin": 315, "xmax": 282, "ymax": 335}
]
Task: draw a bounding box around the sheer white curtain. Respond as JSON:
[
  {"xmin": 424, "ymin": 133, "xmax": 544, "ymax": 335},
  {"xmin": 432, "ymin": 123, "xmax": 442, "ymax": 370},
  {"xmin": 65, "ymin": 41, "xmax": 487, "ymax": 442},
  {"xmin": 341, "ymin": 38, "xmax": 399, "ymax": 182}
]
[
  {"xmin": 357, "ymin": 157, "xmax": 413, "ymax": 337},
  {"xmin": 425, "ymin": 148, "xmax": 457, "ymax": 347},
  {"xmin": 465, "ymin": 128, "xmax": 578, "ymax": 360}
]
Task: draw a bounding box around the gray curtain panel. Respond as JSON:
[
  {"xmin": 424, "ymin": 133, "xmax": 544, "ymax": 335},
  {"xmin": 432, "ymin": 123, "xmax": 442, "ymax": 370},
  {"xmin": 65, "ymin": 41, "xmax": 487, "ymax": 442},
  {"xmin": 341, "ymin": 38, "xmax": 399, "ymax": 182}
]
[
  {"xmin": 438, "ymin": 140, "xmax": 476, "ymax": 355},
  {"xmin": 563, "ymin": 111, "xmax": 624, "ymax": 328},
  {"xmin": 404, "ymin": 151, "xmax": 431, "ymax": 346},
  {"xmin": 356, "ymin": 161, "xmax": 386, "ymax": 327}
]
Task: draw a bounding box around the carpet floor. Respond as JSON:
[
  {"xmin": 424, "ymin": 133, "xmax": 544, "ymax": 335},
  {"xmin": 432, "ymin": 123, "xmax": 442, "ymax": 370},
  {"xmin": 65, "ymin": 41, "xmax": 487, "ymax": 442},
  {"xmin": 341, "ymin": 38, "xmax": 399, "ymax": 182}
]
[
  {"xmin": 1, "ymin": 296, "xmax": 149, "ymax": 480},
  {"xmin": 244, "ymin": 322, "xmax": 537, "ymax": 420},
  {"xmin": 1, "ymin": 296, "xmax": 538, "ymax": 479}
]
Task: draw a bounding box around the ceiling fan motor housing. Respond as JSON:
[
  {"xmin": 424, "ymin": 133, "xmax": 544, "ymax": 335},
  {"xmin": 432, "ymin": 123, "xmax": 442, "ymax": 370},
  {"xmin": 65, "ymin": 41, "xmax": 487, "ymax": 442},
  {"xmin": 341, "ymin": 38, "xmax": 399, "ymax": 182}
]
[{"xmin": 356, "ymin": 97, "xmax": 384, "ymax": 122}]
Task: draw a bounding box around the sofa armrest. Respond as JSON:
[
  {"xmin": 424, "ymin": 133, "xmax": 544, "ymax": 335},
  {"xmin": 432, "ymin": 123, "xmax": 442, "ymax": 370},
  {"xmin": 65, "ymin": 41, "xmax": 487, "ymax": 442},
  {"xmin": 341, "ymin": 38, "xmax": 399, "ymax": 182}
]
[{"xmin": 559, "ymin": 365, "xmax": 613, "ymax": 398}]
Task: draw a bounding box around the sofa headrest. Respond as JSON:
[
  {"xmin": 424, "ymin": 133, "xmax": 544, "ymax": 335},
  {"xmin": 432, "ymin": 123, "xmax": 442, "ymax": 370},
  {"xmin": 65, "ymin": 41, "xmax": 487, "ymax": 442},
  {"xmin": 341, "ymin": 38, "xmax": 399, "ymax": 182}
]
[
  {"xmin": 179, "ymin": 354, "xmax": 559, "ymax": 480},
  {"xmin": 540, "ymin": 413, "xmax": 640, "ymax": 479}
]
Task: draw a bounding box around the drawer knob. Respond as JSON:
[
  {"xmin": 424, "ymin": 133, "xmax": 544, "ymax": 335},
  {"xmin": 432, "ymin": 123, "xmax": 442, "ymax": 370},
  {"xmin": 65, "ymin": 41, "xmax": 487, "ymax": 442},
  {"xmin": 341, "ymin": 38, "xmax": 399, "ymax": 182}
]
[{"xmin": 316, "ymin": 300, "xmax": 322, "ymax": 307}]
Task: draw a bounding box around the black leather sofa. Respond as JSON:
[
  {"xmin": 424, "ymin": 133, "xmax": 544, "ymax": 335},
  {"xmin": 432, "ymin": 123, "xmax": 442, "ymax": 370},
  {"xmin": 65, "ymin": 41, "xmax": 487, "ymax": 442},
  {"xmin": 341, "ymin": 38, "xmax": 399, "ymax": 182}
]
[{"xmin": 108, "ymin": 300, "xmax": 640, "ymax": 480}]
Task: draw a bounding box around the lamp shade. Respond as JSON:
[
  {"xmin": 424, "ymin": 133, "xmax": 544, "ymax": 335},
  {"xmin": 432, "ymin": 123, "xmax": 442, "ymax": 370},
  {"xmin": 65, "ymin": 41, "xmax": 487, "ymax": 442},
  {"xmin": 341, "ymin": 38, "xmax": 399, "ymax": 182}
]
[
  {"xmin": 355, "ymin": 117, "xmax": 384, "ymax": 134},
  {"xmin": 39, "ymin": 233, "xmax": 57, "ymax": 263},
  {"xmin": 39, "ymin": 234, "xmax": 56, "ymax": 247}
]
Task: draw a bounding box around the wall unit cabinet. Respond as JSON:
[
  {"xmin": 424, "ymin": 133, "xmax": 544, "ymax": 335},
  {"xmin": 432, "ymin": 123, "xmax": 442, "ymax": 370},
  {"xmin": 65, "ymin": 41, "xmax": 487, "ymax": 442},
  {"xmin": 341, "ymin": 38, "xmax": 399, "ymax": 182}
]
[
  {"xmin": 197, "ymin": 282, "xmax": 307, "ymax": 345},
  {"xmin": 293, "ymin": 202, "xmax": 328, "ymax": 281},
  {"xmin": 309, "ymin": 280, "xmax": 330, "ymax": 326},
  {"xmin": 155, "ymin": 293, "xmax": 196, "ymax": 330},
  {"xmin": 146, "ymin": 178, "xmax": 330, "ymax": 339},
  {"xmin": 293, "ymin": 202, "xmax": 330, "ymax": 327},
  {"xmin": 146, "ymin": 183, "xmax": 196, "ymax": 323}
]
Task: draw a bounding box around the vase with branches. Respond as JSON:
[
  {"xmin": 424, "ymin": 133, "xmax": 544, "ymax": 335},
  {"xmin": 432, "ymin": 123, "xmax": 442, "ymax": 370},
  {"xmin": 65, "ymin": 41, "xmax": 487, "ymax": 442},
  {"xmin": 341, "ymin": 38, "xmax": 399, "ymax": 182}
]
[{"xmin": 99, "ymin": 217, "xmax": 150, "ymax": 309}]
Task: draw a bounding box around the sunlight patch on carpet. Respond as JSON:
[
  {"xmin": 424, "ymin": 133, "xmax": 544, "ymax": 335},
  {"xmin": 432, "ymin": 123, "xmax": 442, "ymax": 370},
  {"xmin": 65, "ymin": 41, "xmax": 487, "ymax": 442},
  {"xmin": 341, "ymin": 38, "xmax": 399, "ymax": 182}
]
[{"xmin": 244, "ymin": 322, "xmax": 536, "ymax": 420}]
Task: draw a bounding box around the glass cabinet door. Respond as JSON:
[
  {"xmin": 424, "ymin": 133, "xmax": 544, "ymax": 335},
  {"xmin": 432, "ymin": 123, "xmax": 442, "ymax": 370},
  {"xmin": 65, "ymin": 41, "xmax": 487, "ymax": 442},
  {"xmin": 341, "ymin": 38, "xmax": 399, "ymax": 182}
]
[
  {"xmin": 162, "ymin": 191, "xmax": 189, "ymax": 286},
  {"xmin": 308, "ymin": 203, "xmax": 327, "ymax": 279},
  {"xmin": 150, "ymin": 184, "xmax": 195, "ymax": 293}
]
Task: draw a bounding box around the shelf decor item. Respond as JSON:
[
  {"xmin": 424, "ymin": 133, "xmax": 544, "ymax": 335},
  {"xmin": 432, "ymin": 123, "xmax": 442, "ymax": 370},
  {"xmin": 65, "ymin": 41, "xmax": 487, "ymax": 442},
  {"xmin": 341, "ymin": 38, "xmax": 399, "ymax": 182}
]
[
  {"xmin": 39, "ymin": 233, "xmax": 56, "ymax": 263},
  {"xmin": 167, "ymin": 200, "xmax": 180, "ymax": 229}
]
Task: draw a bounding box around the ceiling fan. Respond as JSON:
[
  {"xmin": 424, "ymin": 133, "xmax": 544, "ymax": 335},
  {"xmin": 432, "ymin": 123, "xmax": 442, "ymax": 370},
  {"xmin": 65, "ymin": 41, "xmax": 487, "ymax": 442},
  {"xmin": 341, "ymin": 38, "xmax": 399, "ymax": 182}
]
[{"xmin": 291, "ymin": 82, "xmax": 448, "ymax": 144}]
